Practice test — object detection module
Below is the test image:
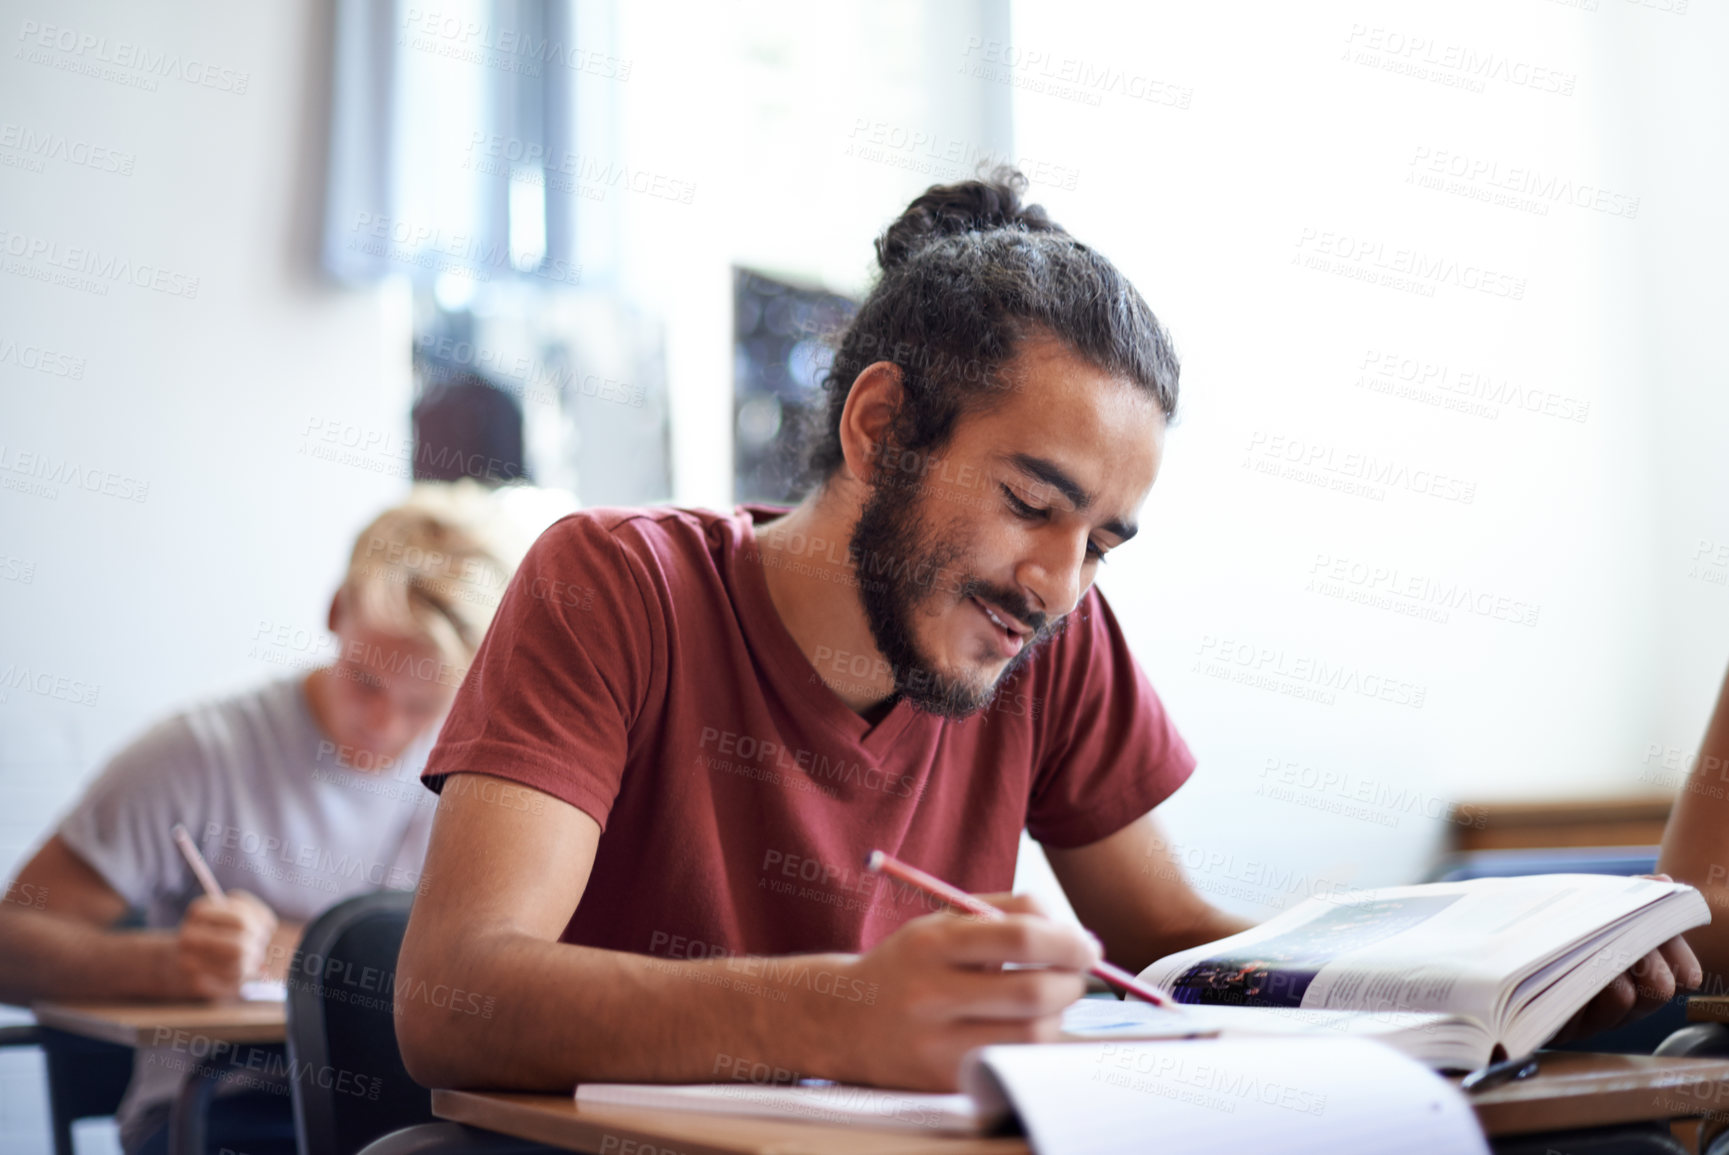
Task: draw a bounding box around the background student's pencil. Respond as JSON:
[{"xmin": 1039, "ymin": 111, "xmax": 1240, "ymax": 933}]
[{"xmin": 172, "ymin": 823, "xmax": 226, "ymax": 902}]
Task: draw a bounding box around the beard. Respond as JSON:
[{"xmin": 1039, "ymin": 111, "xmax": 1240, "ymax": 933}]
[{"xmin": 849, "ymin": 469, "xmax": 1065, "ymax": 719}]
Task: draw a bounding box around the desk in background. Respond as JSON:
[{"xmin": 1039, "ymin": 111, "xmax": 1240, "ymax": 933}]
[
  {"xmin": 1446, "ymin": 795, "xmax": 1673, "ymax": 853},
  {"xmin": 30, "ymin": 999, "xmax": 288, "ymax": 1155},
  {"xmin": 32, "ymin": 999, "xmax": 286, "ymax": 1048}
]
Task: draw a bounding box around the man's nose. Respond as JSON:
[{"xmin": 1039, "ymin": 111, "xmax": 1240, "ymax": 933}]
[{"xmin": 1016, "ymin": 533, "xmax": 1088, "ymax": 620}]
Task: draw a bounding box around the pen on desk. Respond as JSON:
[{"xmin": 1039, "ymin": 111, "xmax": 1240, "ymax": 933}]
[
  {"xmin": 171, "ymin": 823, "xmax": 226, "ymax": 902},
  {"xmin": 1459, "ymin": 1053, "xmax": 1539, "ymax": 1094},
  {"xmin": 864, "ymin": 849, "xmax": 1182, "ymax": 1010}
]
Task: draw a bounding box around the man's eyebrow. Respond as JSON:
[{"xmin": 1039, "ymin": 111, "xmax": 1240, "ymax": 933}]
[{"xmin": 1006, "ymin": 453, "xmax": 1138, "ymax": 542}]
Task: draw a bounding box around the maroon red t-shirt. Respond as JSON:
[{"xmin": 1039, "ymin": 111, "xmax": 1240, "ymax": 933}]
[{"xmin": 423, "ymin": 505, "xmax": 1194, "ymax": 959}]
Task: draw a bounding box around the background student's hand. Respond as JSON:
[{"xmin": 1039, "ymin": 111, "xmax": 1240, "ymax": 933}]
[
  {"xmin": 830, "ymin": 893, "xmax": 1101, "ymax": 1092},
  {"xmin": 172, "ymin": 889, "xmax": 279, "ymax": 1000},
  {"xmin": 1549, "ymin": 874, "xmax": 1703, "ymax": 1045}
]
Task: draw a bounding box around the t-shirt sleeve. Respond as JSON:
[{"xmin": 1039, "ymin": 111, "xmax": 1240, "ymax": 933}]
[
  {"xmin": 1024, "ymin": 587, "xmax": 1196, "ymax": 849},
  {"xmin": 422, "ymin": 514, "xmax": 659, "ymax": 830},
  {"xmin": 57, "ymin": 714, "xmax": 205, "ymax": 914}
]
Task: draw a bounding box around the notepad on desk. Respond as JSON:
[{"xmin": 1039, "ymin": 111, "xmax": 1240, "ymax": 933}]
[{"xmin": 966, "ymin": 1037, "xmax": 1487, "ymax": 1155}]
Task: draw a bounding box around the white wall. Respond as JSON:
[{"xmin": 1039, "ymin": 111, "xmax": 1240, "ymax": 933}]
[
  {"xmin": 0, "ymin": 2, "xmax": 408, "ymax": 1149},
  {"xmin": 1002, "ymin": 0, "xmax": 1728, "ymax": 917},
  {"xmin": 607, "ymin": 0, "xmax": 1015, "ymax": 506},
  {"xmin": 1613, "ymin": 4, "xmax": 1729, "ymax": 759},
  {"xmin": 0, "ymin": 0, "xmax": 414, "ymax": 869}
]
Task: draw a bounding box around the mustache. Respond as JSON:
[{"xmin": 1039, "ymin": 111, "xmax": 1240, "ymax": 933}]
[{"xmin": 956, "ymin": 578, "xmax": 1051, "ymax": 636}]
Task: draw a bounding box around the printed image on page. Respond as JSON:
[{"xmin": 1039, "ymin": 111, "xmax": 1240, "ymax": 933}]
[{"xmin": 1161, "ymin": 895, "xmax": 1462, "ymax": 1008}]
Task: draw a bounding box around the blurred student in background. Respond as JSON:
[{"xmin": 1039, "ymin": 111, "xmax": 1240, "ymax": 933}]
[
  {"xmin": 1659, "ymin": 664, "xmax": 1729, "ymax": 984},
  {"xmin": 0, "ymin": 482, "xmax": 522, "ymax": 1155}
]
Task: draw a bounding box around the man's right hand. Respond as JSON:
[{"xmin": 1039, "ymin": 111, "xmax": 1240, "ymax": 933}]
[
  {"xmin": 828, "ymin": 893, "xmax": 1102, "ymax": 1091},
  {"xmin": 173, "ymin": 890, "xmax": 278, "ymax": 1000}
]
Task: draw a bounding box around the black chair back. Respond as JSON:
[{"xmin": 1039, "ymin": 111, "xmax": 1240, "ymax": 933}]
[{"xmin": 287, "ymin": 890, "xmax": 435, "ymax": 1155}]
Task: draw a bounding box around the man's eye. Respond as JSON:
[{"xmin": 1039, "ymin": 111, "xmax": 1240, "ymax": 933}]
[
  {"xmin": 1002, "ymin": 485, "xmax": 1046, "ymax": 519},
  {"xmin": 1086, "ymin": 541, "xmax": 1108, "ymax": 565}
]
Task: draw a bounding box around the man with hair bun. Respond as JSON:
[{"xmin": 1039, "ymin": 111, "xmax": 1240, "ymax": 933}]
[
  {"xmin": 0, "ymin": 481, "xmax": 525, "ymax": 1155},
  {"xmin": 397, "ymin": 171, "xmax": 1694, "ymax": 1097}
]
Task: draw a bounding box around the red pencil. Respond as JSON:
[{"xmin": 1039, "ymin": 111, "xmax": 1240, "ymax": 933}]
[{"xmin": 865, "ymin": 849, "xmax": 1182, "ymax": 1011}]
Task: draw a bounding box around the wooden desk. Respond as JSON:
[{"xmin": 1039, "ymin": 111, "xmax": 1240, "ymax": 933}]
[
  {"xmin": 31, "ymin": 999, "xmax": 286, "ymax": 1047},
  {"xmin": 1687, "ymin": 996, "xmax": 1729, "ymax": 1024},
  {"xmin": 432, "ymin": 1053, "xmax": 1729, "ymax": 1153},
  {"xmin": 1461, "ymin": 1052, "xmax": 1729, "ymax": 1137},
  {"xmin": 433, "ymin": 1090, "xmax": 1027, "ymax": 1155}
]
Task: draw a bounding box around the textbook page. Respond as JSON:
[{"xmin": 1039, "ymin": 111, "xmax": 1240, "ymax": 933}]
[
  {"xmin": 963, "ymin": 1037, "xmax": 1488, "ymax": 1155},
  {"xmin": 1137, "ymin": 876, "xmax": 1702, "ymax": 1029}
]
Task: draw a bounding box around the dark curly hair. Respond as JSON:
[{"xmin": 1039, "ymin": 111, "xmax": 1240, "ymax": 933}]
[{"xmin": 804, "ymin": 166, "xmax": 1180, "ymax": 485}]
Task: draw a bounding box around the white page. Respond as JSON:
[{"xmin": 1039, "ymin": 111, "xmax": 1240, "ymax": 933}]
[
  {"xmin": 963, "ymin": 1037, "xmax": 1488, "ymax": 1155},
  {"xmin": 574, "ymin": 1081, "xmax": 990, "ymax": 1134}
]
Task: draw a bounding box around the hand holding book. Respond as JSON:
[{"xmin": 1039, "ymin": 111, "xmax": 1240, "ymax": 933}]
[{"xmin": 1547, "ymin": 872, "xmax": 1702, "ymax": 1044}]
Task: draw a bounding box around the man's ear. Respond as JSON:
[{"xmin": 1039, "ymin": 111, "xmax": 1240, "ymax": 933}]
[{"xmin": 837, "ymin": 362, "xmax": 906, "ymax": 487}]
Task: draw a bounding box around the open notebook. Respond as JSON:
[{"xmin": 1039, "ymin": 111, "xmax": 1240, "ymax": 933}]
[{"xmin": 575, "ymin": 1036, "xmax": 1488, "ymax": 1154}]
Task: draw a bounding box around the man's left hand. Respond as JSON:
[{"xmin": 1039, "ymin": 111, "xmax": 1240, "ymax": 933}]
[{"xmin": 1548, "ymin": 876, "xmax": 1704, "ymax": 1046}]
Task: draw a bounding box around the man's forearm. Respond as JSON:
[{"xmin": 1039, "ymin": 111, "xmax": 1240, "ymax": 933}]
[
  {"xmin": 396, "ymin": 931, "xmax": 863, "ymax": 1091},
  {"xmin": 1115, "ymin": 905, "xmax": 1256, "ymax": 976},
  {"xmin": 1657, "ymin": 663, "xmax": 1729, "ymax": 979},
  {"xmin": 0, "ymin": 909, "xmax": 182, "ymax": 1005},
  {"xmin": 1170, "ymin": 905, "xmax": 1256, "ymax": 954}
]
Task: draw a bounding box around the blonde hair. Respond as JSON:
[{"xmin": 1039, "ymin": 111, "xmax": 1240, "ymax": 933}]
[{"xmin": 338, "ymin": 481, "xmax": 526, "ymax": 667}]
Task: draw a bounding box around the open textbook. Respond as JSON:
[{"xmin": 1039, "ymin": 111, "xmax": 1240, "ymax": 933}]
[
  {"xmin": 1101, "ymin": 873, "xmax": 1710, "ymax": 1070},
  {"xmin": 576, "ymin": 1037, "xmax": 1488, "ymax": 1155}
]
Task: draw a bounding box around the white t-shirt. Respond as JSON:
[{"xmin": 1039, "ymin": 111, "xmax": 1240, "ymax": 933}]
[{"xmin": 56, "ymin": 673, "xmax": 438, "ymax": 1147}]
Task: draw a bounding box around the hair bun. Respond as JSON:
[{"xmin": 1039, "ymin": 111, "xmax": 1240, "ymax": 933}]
[{"xmin": 875, "ymin": 166, "xmax": 1064, "ymax": 271}]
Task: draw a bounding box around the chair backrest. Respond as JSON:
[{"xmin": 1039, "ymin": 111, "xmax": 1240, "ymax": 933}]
[{"xmin": 287, "ymin": 890, "xmax": 435, "ymax": 1155}]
